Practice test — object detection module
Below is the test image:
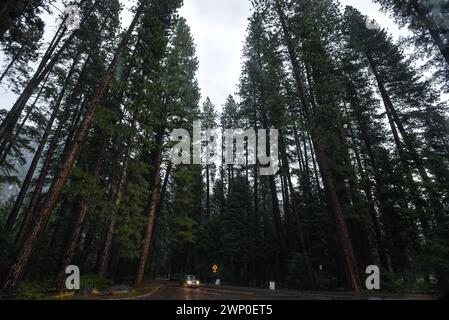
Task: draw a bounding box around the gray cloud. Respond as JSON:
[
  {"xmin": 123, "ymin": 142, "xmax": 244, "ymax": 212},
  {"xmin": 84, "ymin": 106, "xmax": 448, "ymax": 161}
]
[
  {"xmin": 180, "ymin": 0, "xmax": 406, "ymax": 110},
  {"xmin": 179, "ymin": 0, "xmax": 252, "ymax": 108},
  {"xmin": 0, "ymin": 0, "xmax": 406, "ymax": 112}
]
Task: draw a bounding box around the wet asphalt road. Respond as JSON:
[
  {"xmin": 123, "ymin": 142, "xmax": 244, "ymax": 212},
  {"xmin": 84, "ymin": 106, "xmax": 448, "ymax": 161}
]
[
  {"xmin": 145, "ymin": 284, "xmax": 257, "ymax": 300},
  {"xmin": 142, "ymin": 283, "xmax": 429, "ymax": 300}
]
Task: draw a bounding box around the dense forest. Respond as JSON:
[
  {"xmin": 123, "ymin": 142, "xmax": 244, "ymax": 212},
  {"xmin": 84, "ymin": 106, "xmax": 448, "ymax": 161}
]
[{"xmin": 0, "ymin": 0, "xmax": 448, "ymax": 296}]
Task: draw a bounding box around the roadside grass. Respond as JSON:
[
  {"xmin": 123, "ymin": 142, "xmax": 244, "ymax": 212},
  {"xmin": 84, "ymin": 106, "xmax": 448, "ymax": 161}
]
[
  {"xmin": 99, "ymin": 283, "xmax": 160, "ymax": 299},
  {"xmin": 12, "ymin": 276, "xmax": 159, "ymax": 300}
]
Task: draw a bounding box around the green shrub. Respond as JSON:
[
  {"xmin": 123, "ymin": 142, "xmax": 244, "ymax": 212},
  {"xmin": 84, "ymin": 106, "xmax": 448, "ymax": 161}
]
[
  {"xmin": 17, "ymin": 279, "xmax": 53, "ymax": 300},
  {"xmin": 80, "ymin": 275, "xmax": 113, "ymax": 290},
  {"xmin": 380, "ymin": 272, "xmax": 405, "ymax": 293}
]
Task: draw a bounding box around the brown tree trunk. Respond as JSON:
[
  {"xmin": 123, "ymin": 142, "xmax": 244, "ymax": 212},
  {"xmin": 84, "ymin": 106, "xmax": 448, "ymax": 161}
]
[
  {"xmin": 279, "ymin": 133, "xmax": 317, "ymax": 289},
  {"xmin": 220, "ymin": 131, "xmax": 225, "ymax": 214},
  {"xmin": 14, "ymin": 64, "xmax": 90, "ymax": 245},
  {"xmin": 274, "ymin": 0, "xmax": 361, "ymax": 292},
  {"xmin": 5, "ymin": 61, "xmax": 76, "ymax": 233},
  {"xmin": 343, "ymin": 102, "xmax": 390, "ymax": 270},
  {"xmin": 14, "ymin": 96, "xmax": 83, "ymax": 245},
  {"xmin": 206, "ymin": 164, "xmax": 210, "ymax": 218},
  {"xmin": 252, "ymin": 108, "xmax": 259, "ymax": 286},
  {"xmin": 349, "ymin": 94, "xmax": 397, "ymax": 272},
  {"xmin": 367, "ymin": 53, "xmax": 433, "ymax": 185},
  {"xmin": 54, "ymin": 201, "xmax": 88, "ymax": 291},
  {"xmin": 411, "ymin": 1, "xmax": 449, "ymax": 66},
  {"xmin": 338, "ymin": 128, "xmax": 375, "ymax": 267},
  {"xmin": 147, "ymin": 163, "xmax": 173, "ymax": 275},
  {"xmin": 0, "ymin": 27, "xmax": 74, "ymax": 143},
  {"xmin": 0, "ymin": 46, "xmax": 22, "ymax": 83},
  {"xmin": 268, "ymin": 175, "xmax": 287, "ymax": 281},
  {"xmin": 2, "ymin": 7, "xmax": 144, "ymax": 292},
  {"xmin": 280, "ymin": 174, "xmax": 293, "ymax": 251},
  {"xmin": 54, "ymin": 138, "xmax": 107, "ymax": 291},
  {"xmin": 367, "ymin": 54, "xmax": 432, "ymax": 237},
  {"xmin": 134, "ymin": 126, "xmax": 165, "ymax": 287},
  {"xmin": 305, "ymin": 130, "xmax": 323, "ymax": 196},
  {"xmin": 289, "ymin": 110, "xmax": 306, "ymax": 179},
  {"xmin": 0, "ymin": 70, "xmax": 50, "ymax": 168},
  {"xmin": 97, "ymin": 128, "xmax": 135, "ymax": 277}
]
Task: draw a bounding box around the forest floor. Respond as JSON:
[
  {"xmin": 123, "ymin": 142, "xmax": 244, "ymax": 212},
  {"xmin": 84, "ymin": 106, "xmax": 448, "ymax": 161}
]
[{"xmin": 28, "ymin": 282, "xmax": 162, "ymax": 300}]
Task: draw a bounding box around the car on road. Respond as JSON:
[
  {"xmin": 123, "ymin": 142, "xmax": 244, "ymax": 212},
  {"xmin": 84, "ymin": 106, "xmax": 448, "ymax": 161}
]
[{"xmin": 180, "ymin": 275, "xmax": 200, "ymax": 288}]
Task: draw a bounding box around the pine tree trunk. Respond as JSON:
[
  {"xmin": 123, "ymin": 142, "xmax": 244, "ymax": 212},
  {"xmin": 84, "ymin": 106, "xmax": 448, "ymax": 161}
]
[
  {"xmin": 97, "ymin": 130, "xmax": 134, "ymax": 277},
  {"xmin": 0, "ymin": 46, "xmax": 22, "ymax": 83},
  {"xmin": 2, "ymin": 6, "xmax": 144, "ymax": 292},
  {"xmin": 79, "ymin": 220, "xmax": 99, "ymax": 269},
  {"xmin": 268, "ymin": 175, "xmax": 287, "ymax": 280},
  {"xmin": 14, "ymin": 97, "xmax": 80, "ymax": 245},
  {"xmin": 14, "ymin": 69, "xmax": 89, "ymax": 245},
  {"xmin": 0, "ymin": 70, "xmax": 50, "ymax": 167},
  {"xmin": 367, "ymin": 53, "xmax": 434, "ymax": 185},
  {"xmin": 412, "ymin": 1, "xmax": 449, "ymax": 66},
  {"xmin": 220, "ymin": 130, "xmax": 225, "ymax": 214},
  {"xmin": 206, "ymin": 164, "xmax": 210, "ymax": 218},
  {"xmin": 343, "ymin": 102, "xmax": 390, "ymax": 270},
  {"xmin": 338, "ymin": 128, "xmax": 375, "ymax": 267},
  {"xmin": 134, "ymin": 126, "xmax": 165, "ymax": 287},
  {"xmin": 54, "ymin": 138, "xmax": 107, "ymax": 291},
  {"xmin": 350, "ymin": 95, "xmax": 396, "ymax": 273},
  {"xmin": 274, "ymin": 0, "xmax": 361, "ymax": 292},
  {"xmin": 367, "ymin": 54, "xmax": 432, "ymax": 237},
  {"xmin": 49, "ymin": 200, "xmax": 74, "ymax": 247},
  {"xmin": 306, "ymin": 131, "xmax": 323, "ymax": 194},
  {"xmin": 0, "ymin": 28, "xmax": 74, "ymax": 143},
  {"xmin": 5, "ymin": 61, "xmax": 76, "ymax": 233},
  {"xmin": 254, "ymin": 38, "xmax": 288, "ymax": 282},
  {"xmin": 54, "ymin": 201, "xmax": 88, "ymax": 291},
  {"xmin": 280, "ymin": 175, "xmax": 293, "ymax": 251},
  {"xmin": 147, "ymin": 163, "xmax": 172, "ymax": 275},
  {"xmin": 279, "ymin": 133, "xmax": 317, "ymax": 289},
  {"xmin": 252, "ymin": 124, "xmax": 259, "ymax": 286},
  {"xmin": 289, "ymin": 111, "xmax": 306, "ymax": 179}
]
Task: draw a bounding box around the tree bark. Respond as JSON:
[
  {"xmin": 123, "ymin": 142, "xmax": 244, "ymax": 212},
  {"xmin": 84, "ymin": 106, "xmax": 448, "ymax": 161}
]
[
  {"xmin": 97, "ymin": 127, "xmax": 135, "ymax": 277},
  {"xmin": 0, "ymin": 46, "xmax": 22, "ymax": 83},
  {"xmin": 343, "ymin": 102, "xmax": 390, "ymax": 271},
  {"xmin": 147, "ymin": 163, "xmax": 172, "ymax": 275},
  {"xmin": 411, "ymin": 0, "xmax": 449, "ymax": 66},
  {"xmin": 206, "ymin": 164, "xmax": 210, "ymax": 218},
  {"xmin": 134, "ymin": 126, "xmax": 165, "ymax": 287},
  {"xmin": 274, "ymin": 0, "xmax": 361, "ymax": 292},
  {"xmin": 0, "ymin": 70, "xmax": 50, "ymax": 168},
  {"xmin": 54, "ymin": 137, "xmax": 107, "ymax": 291},
  {"xmin": 5, "ymin": 61, "xmax": 76, "ymax": 233},
  {"xmin": 367, "ymin": 53, "xmax": 432, "ymax": 237},
  {"xmin": 2, "ymin": 6, "xmax": 144, "ymax": 292},
  {"xmin": 14, "ymin": 59, "xmax": 91, "ymax": 245},
  {"xmin": 279, "ymin": 132, "xmax": 317, "ymax": 289},
  {"xmin": 0, "ymin": 25, "xmax": 73, "ymax": 143}
]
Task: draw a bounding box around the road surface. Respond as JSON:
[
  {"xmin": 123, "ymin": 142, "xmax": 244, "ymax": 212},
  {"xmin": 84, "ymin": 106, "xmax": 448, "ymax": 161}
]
[{"xmin": 141, "ymin": 282, "xmax": 433, "ymax": 300}]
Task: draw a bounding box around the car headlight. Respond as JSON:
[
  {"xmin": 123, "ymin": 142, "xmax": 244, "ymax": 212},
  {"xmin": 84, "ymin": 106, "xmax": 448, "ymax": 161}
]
[{"xmin": 187, "ymin": 280, "xmax": 192, "ymax": 284}]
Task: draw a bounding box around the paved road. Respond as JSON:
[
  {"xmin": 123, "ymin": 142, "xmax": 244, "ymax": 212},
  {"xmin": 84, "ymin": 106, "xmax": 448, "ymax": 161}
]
[
  {"xmin": 146, "ymin": 284, "xmax": 259, "ymax": 300},
  {"xmin": 143, "ymin": 283, "xmax": 431, "ymax": 300}
]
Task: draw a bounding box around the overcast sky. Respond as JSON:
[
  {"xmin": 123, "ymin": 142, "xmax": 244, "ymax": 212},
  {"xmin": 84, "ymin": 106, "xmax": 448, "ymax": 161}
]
[
  {"xmin": 0, "ymin": 0, "xmax": 406, "ymax": 112},
  {"xmin": 179, "ymin": 0, "xmax": 406, "ymax": 109}
]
